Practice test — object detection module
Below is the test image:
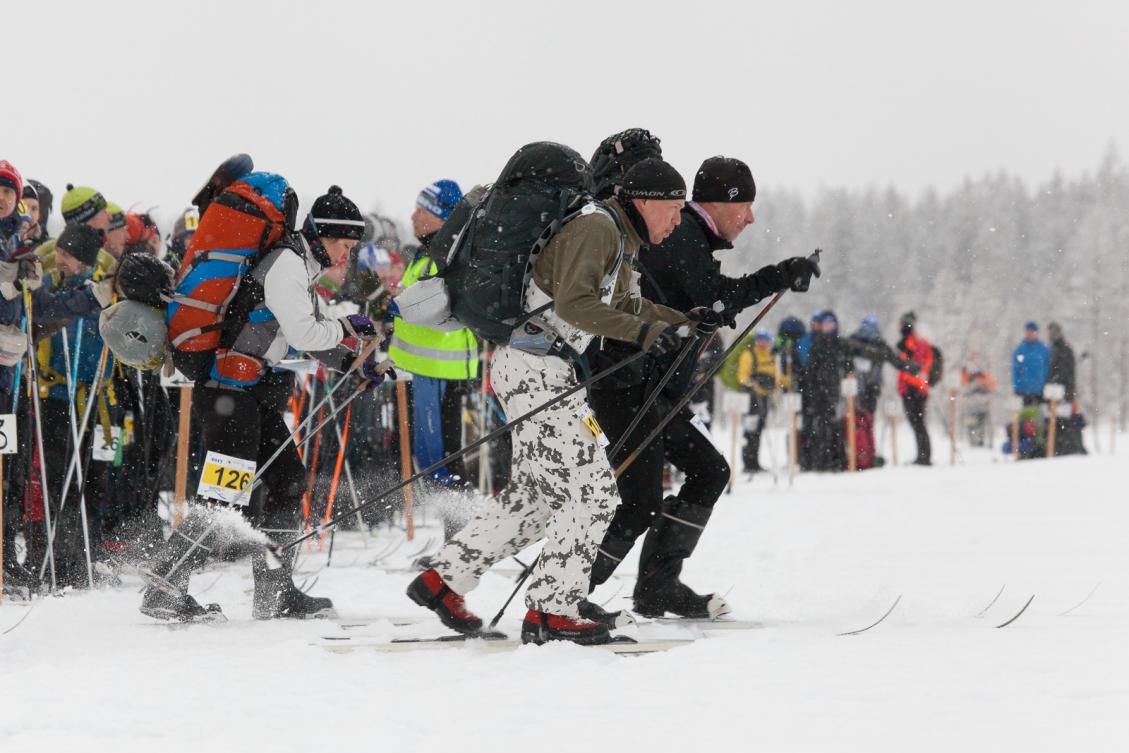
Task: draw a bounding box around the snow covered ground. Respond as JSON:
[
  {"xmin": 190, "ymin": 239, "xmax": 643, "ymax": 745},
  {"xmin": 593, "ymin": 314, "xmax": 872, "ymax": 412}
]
[{"xmin": 2, "ymin": 427, "xmax": 1127, "ymax": 753}]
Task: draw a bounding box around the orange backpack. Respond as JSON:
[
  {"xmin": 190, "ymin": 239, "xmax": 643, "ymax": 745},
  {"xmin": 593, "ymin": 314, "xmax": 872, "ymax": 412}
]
[{"xmin": 166, "ymin": 171, "xmax": 296, "ymax": 381}]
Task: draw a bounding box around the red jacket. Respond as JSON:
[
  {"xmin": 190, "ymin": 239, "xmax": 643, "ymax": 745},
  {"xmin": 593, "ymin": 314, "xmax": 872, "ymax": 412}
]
[{"xmin": 897, "ymin": 333, "xmax": 933, "ymax": 397}]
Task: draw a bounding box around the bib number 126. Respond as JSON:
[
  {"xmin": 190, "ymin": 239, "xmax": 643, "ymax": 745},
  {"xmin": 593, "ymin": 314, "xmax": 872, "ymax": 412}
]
[{"xmin": 197, "ymin": 451, "xmax": 257, "ymax": 506}]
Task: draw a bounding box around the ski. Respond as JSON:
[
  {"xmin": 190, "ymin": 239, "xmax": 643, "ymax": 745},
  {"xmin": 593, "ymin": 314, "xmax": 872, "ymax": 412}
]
[
  {"xmin": 1058, "ymin": 583, "xmax": 1100, "ymax": 617},
  {"xmin": 973, "ymin": 584, "xmax": 1006, "ymax": 618},
  {"xmin": 650, "ymin": 618, "xmax": 763, "ymax": 630},
  {"xmin": 318, "ymin": 635, "xmax": 692, "ymax": 655},
  {"xmin": 994, "ymin": 594, "xmax": 1035, "ymax": 629},
  {"xmin": 838, "ymin": 594, "xmax": 902, "ymax": 636}
]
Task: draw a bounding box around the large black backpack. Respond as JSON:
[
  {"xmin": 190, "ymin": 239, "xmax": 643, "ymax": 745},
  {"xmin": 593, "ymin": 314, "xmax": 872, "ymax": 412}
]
[
  {"xmin": 437, "ymin": 142, "xmax": 596, "ymax": 345},
  {"xmin": 589, "ymin": 128, "xmax": 663, "ymax": 200}
]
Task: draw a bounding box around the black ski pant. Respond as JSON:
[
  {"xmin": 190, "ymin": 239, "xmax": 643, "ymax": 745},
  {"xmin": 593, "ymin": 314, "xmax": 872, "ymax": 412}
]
[
  {"xmin": 742, "ymin": 393, "xmax": 770, "ymax": 472},
  {"xmin": 807, "ymin": 399, "xmax": 843, "ymax": 471},
  {"xmin": 193, "ymin": 375, "xmax": 305, "ymax": 529},
  {"xmin": 901, "ymin": 390, "xmax": 931, "ymax": 464},
  {"xmin": 589, "ymin": 385, "xmax": 729, "ymax": 561}
]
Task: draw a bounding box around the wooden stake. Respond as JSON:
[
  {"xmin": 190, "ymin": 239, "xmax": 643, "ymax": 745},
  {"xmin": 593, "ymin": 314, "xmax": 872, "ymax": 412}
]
[
  {"xmin": 789, "ymin": 410, "xmax": 798, "ymax": 484},
  {"xmin": 173, "ymin": 386, "xmax": 192, "ymax": 527},
  {"xmin": 1046, "ymin": 399, "xmax": 1058, "ymax": 458},
  {"xmin": 396, "ymin": 380, "xmax": 415, "ymax": 541},
  {"xmin": 846, "ymin": 395, "xmax": 857, "ymax": 473},
  {"xmin": 728, "ymin": 409, "xmax": 739, "ymax": 493},
  {"xmin": 1, "ymin": 456, "xmax": 5, "ymax": 604},
  {"xmin": 949, "ymin": 390, "xmax": 958, "ymax": 466},
  {"xmin": 1011, "ymin": 411, "xmax": 1020, "ymax": 462},
  {"xmin": 889, "ymin": 414, "xmax": 898, "ymax": 467}
]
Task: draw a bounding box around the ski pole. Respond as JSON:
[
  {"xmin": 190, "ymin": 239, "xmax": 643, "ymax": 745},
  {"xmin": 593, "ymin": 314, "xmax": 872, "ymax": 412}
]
[
  {"xmin": 39, "ymin": 345, "xmax": 108, "ymax": 581},
  {"xmin": 23, "ymin": 286, "xmax": 57, "ymax": 590},
  {"xmin": 614, "ymin": 250, "xmax": 822, "ymax": 480},
  {"xmin": 281, "ymin": 349, "xmax": 650, "ymax": 551},
  {"xmin": 607, "ymin": 330, "xmax": 710, "ymax": 461},
  {"xmin": 489, "ymin": 560, "xmax": 535, "ymax": 629},
  {"xmin": 58, "ymin": 324, "xmax": 95, "ymax": 589}
]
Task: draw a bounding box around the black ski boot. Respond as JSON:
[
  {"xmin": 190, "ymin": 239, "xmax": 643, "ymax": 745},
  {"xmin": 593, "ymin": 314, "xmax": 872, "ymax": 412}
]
[
  {"xmin": 252, "ymin": 554, "xmax": 335, "ymax": 620},
  {"xmin": 138, "ymin": 508, "xmax": 225, "ymax": 622},
  {"xmin": 521, "ymin": 610, "xmax": 614, "ymax": 645},
  {"xmin": 2, "ymin": 560, "xmax": 39, "ymax": 600},
  {"xmin": 589, "ymin": 529, "xmax": 636, "ymax": 589},
  {"xmin": 578, "ymin": 599, "xmax": 636, "ymax": 629},
  {"xmin": 632, "ymin": 496, "xmax": 731, "ymax": 620}
]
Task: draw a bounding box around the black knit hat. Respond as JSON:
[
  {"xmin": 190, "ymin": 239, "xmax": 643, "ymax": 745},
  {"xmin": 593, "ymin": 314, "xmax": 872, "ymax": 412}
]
[
  {"xmin": 57, "ymin": 223, "xmax": 104, "ymax": 267},
  {"xmin": 692, "ymin": 156, "xmax": 756, "ymax": 203},
  {"xmin": 621, "ymin": 158, "xmax": 687, "ymax": 200},
  {"xmin": 309, "ymin": 186, "xmax": 364, "ymax": 240}
]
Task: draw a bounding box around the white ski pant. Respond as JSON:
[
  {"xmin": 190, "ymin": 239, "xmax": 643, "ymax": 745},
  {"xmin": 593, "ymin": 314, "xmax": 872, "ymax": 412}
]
[{"xmin": 431, "ymin": 346, "xmax": 620, "ymax": 617}]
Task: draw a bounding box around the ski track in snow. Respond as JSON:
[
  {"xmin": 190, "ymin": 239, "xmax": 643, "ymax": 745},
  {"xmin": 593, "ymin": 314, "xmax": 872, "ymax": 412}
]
[{"xmin": 2, "ymin": 439, "xmax": 1128, "ymax": 752}]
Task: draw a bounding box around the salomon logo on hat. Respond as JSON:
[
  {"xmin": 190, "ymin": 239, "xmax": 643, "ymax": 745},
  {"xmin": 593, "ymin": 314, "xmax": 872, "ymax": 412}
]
[{"xmin": 416, "ymin": 179, "xmax": 463, "ymax": 221}]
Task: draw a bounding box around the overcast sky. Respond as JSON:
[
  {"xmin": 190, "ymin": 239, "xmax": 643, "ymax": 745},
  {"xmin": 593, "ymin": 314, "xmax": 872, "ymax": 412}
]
[{"xmin": 9, "ymin": 0, "xmax": 1129, "ymax": 230}]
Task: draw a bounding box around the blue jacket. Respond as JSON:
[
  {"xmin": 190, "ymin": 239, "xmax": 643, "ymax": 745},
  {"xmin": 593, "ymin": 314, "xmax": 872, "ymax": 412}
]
[
  {"xmin": 1011, "ymin": 339, "xmax": 1049, "ymax": 396},
  {"xmin": 39, "ymin": 273, "xmax": 110, "ymax": 402}
]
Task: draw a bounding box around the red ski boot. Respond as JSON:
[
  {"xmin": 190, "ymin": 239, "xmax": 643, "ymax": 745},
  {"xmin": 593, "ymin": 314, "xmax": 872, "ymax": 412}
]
[
  {"xmin": 407, "ymin": 569, "xmax": 483, "ymax": 635},
  {"xmin": 520, "ymin": 610, "xmax": 613, "ymax": 645}
]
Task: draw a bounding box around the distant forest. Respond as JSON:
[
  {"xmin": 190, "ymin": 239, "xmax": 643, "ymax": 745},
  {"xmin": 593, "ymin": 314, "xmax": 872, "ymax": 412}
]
[{"xmin": 720, "ymin": 149, "xmax": 1129, "ymax": 430}]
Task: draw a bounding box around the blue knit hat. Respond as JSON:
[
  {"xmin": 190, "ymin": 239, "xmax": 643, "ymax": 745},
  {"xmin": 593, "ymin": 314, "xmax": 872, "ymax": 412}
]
[
  {"xmin": 754, "ymin": 329, "xmax": 772, "ymax": 342},
  {"xmin": 416, "ymin": 179, "xmax": 462, "ymax": 221},
  {"xmin": 1024, "ymin": 320, "xmax": 1039, "ymax": 331}
]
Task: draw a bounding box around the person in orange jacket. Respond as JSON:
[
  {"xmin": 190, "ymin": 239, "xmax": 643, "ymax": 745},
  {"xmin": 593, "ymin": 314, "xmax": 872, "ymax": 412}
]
[{"xmin": 896, "ymin": 311, "xmax": 934, "ymax": 465}]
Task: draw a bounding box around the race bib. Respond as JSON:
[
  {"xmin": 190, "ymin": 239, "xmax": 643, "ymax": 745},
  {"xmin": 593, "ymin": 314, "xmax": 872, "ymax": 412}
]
[
  {"xmin": 92, "ymin": 426, "xmax": 122, "ymax": 462},
  {"xmin": 689, "ymin": 413, "xmax": 711, "ymax": 440},
  {"xmin": 575, "ymin": 409, "xmax": 610, "ymax": 449},
  {"xmin": 197, "ymin": 451, "xmax": 257, "ymax": 506}
]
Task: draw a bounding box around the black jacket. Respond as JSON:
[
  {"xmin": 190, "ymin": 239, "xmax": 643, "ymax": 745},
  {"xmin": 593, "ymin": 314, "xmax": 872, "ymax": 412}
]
[
  {"xmin": 639, "ymin": 205, "xmax": 782, "ymax": 314},
  {"xmin": 1048, "ymin": 338, "xmax": 1076, "ymax": 401}
]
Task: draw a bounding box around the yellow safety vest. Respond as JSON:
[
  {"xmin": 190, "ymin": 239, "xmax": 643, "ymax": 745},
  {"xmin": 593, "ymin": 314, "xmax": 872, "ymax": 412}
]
[{"xmin": 389, "ymin": 255, "xmax": 478, "ymax": 379}]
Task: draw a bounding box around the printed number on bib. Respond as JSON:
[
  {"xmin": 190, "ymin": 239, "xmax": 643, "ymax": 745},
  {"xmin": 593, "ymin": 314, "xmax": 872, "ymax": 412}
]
[
  {"xmin": 575, "ymin": 409, "xmax": 610, "ymax": 449},
  {"xmin": 198, "ymin": 451, "xmax": 257, "ymax": 506},
  {"xmin": 92, "ymin": 426, "xmax": 122, "ymax": 462}
]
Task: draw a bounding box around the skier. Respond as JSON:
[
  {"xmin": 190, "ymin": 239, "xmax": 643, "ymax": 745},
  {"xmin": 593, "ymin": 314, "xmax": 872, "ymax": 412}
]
[
  {"xmin": 406, "ymin": 157, "xmax": 692, "ymax": 645},
  {"xmin": 586, "ymin": 155, "xmax": 820, "ymax": 621},
  {"xmin": 1011, "ymin": 321, "xmax": 1049, "ymax": 406},
  {"xmin": 737, "ymin": 330, "xmax": 777, "ymax": 473},
  {"xmin": 139, "ymin": 185, "xmax": 387, "ymax": 621},
  {"xmin": 896, "ymin": 311, "xmax": 934, "ymax": 466}
]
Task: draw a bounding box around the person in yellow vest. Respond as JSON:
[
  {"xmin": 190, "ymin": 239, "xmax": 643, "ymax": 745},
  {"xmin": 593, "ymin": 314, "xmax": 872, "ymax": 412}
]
[
  {"xmin": 737, "ymin": 329, "xmax": 777, "ymax": 473},
  {"xmin": 389, "ymin": 179, "xmax": 478, "ymax": 487}
]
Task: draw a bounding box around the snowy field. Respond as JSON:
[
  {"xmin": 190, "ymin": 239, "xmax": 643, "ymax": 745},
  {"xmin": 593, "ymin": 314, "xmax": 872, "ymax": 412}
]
[{"xmin": 2, "ymin": 426, "xmax": 1127, "ymax": 753}]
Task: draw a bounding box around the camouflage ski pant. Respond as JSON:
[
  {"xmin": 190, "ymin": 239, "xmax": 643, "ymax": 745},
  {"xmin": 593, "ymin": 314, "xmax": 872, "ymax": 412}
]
[{"xmin": 431, "ymin": 347, "xmax": 619, "ymax": 617}]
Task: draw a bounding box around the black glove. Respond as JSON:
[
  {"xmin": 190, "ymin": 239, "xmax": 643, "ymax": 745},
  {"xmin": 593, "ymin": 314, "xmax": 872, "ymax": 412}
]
[
  {"xmin": 685, "ymin": 306, "xmax": 727, "ymax": 334},
  {"xmin": 775, "ymin": 255, "xmax": 821, "ymax": 293},
  {"xmin": 648, "ymin": 325, "xmax": 683, "ymax": 356},
  {"xmin": 906, "ymin": 362, "xmax": 921, "ymax": 375}
]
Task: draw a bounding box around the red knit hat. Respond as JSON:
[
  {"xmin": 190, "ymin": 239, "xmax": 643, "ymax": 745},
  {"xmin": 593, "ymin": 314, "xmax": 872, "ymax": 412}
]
[{"xmin": 0, "ymin": 160, "xmax": 23, "ymax": 201}]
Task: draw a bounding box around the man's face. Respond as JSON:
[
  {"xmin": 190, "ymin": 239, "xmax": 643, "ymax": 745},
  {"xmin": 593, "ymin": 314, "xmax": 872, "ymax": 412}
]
[
  {"xmin": 1025, "ymin": 329, "xmax": 1039, "ymax": 342},
  {"xmin": 55, "ymin": 248, "xmax": 87, "ymax": 278},
  {"xmin": 411, "ymin": 206, "xmax": 444, "ymax": 240},
  {"xmin": 23, "ymin": 197, "xmax": 40, "ymax": 226},
  {"xmin": 87, "ymin": 209, "xmax": 111, "ymax": 232},
  {"xmin": 0, "ymin": 186, "xmax": 17, "ymax": 218},
  {"xmin": 701, "ymin": 201, "xmax": 755, "ymax": 242},
  {"xmin": 322, "ymin": 237, "xmax": 358, "ymax": 266},
  {"xmin": 634, "ymin": 198, "xmax": 685, "ymax": 245},
  {"xmin": 104, "ymin": 226, "xmax": 128, "ymax": 257}
]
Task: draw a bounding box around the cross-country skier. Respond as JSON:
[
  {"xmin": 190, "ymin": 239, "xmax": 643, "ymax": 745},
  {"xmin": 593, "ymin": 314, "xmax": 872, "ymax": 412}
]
[
  {"xmin": 139, "ymin": 185, "xmax": 388, "ymax": 622},
  {"xmin": 585, "ymin": 155, "xmax": 820, "ymax": 622},
  {"xmin": 406, "ymin": 157, "xmax": 692, "ymax": 645}
]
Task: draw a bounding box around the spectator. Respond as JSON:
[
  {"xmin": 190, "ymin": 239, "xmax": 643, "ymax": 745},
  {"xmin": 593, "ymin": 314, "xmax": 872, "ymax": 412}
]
[
  {"xmin": 1011, "ymin": 321, "xmax": 1049, "ymax": 406},
  {"xmin": 737, "ymin": 330, "xmax": 776, "ymax": 473},
  {"xmin": 1046, "ymin": 322, "xmax": 1086, "ymax": 455},
  {"xmin": 896, "ymin": 311, "xmax": 934, "ymax": 466}
]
